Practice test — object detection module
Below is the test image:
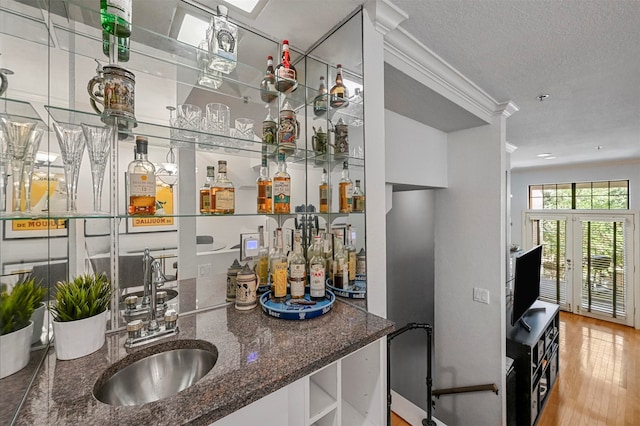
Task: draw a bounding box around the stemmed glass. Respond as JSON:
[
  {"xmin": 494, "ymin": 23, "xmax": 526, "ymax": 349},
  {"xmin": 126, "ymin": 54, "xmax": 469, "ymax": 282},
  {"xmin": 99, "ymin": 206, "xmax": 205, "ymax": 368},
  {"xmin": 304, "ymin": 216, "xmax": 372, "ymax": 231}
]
[
  {"xmin": 81, "ymin": 123, "xmax": 113, "ymax": 213},
  {"xmin": 0, "ymin": 116, "xmax": 37, "ymax": 215},
  {"xmin": 21, "ymin": 124, "xmax": 46, "ymax": 212},
  {"xmin": 53, "ymin": 122, "xmax": 86, "ymax": 214},
  {"xmin": 0, "ymin": 125, "xmax": 9, "ymax": 212}
]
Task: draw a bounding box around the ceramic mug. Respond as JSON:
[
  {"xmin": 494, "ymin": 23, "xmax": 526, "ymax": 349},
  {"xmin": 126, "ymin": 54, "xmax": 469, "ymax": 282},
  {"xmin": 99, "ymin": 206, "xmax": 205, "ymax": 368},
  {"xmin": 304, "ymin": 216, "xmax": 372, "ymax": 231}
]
[
  {"xmin": 235, "ymin": 264, "xmax": 259, "ymax": 311},
  {"xmin": 87, "ymin": 64, "xmax": 136, "ymax": 124}
]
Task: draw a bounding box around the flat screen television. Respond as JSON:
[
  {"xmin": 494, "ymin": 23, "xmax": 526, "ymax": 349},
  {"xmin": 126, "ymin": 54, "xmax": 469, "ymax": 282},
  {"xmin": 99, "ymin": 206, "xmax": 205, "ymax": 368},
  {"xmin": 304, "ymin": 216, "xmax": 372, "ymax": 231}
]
[{"xmin": 511, "ymin": 245, "xmax": 543, "ymax": 331}]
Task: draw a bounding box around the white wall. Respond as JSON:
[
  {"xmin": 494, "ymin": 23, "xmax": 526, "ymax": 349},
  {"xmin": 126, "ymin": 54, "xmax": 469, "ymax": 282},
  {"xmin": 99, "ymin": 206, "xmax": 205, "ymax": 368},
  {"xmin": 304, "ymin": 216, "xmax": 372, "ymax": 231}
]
[
  {"xmin": 433, "ymin": 117, "xmax": 506, "ymax": 426},
  {"xmin": 510, "ymin": 159, "xmax": 640, "ymax": 247},
  {"xmin": 385, "ymin": 110, "xmax": 447, "ymax": 188}
]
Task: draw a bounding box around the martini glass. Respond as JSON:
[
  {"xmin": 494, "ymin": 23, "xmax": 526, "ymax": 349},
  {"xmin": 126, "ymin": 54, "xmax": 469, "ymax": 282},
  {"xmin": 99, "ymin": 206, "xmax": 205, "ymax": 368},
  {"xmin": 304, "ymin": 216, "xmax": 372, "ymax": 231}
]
[
  {"xmin": 81, "ymin": 123, "xmax": 113, "ymax": 213},
  {"xmin": 53, "ymin": 122, "xmax": 86, "ymax": 214},
  {"xmin": 0, "ymin": 116, "xmax": 37, "ymax": 215},
  {"xmin": 21, "ymin": 124, "xmax": 46, "ymax": 213}
]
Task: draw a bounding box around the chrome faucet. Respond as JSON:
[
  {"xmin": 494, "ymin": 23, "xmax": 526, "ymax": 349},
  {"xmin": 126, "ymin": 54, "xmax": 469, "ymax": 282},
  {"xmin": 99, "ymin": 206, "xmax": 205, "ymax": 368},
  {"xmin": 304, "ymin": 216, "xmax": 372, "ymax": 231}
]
[{"xmin": 124, "ymin": 248, "xmax": 179, "ymax": 348}]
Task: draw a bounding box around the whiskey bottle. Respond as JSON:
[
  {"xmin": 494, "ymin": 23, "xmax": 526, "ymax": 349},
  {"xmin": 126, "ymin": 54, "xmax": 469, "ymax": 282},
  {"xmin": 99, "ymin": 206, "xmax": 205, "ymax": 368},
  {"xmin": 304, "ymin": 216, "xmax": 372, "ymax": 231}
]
[
  {"xmin": 211, "ymin": 160, "xmax": 235, "ymax": 214},
  {"xmin": 346, "ymin": 225, "xmax": 357, "ymax": 285},
  {"xmin": 309, "ymin": 235, "xmax": 326, "ymax": 300},
  {"xmin": 352, "ymin": 179, "xmax": 365, "ymax": 212},
  {"xmin": 207, "ymin": 5, "xmax": 237, "ymax": 74},
  {"xmin": 323, "ymin": 232, "xmax": 333, "ymax": 283},
  {"xmin": 269, "ymin": 228, "xmax": 288, "ymax": 302},
  {"xmin": 289, "ymin": 230, "xmax": 306, "ymax": 299},
  {"xmin": 338, "ymin": 161, "xmax": 353, "ymax": 213},
  {"xmin": 356, "ymin": 247, "xmax": 367, "ymax": 276},
  {"xmin": 332, "ymin": 229, "xmax": 348, "ymax": 289},
  {"xmin": 313, "ymin": 75, "xmax": 328, "ymax": 117},
  {"xmin": 319, "ymin": 168, "xmax": 330, "ymax": 213},
  {"xmin": 260, "ymin": 56, "xmax": 278, "ymax": 104},
  {"xmin": 275, "ymin": 40, "xmax": 297, "ymax": 93},
  {"xmin": 330, "ymin": 64, "xmax": 349, "ymax": 108},
  {"xmin": 199, "ymin": 165, "xmax": 215, "ymax": 214},
  {"xmin": 257, "ymin": 225, "xmax": 269, "ymax": 287},
  {"xmin": 256, "ymin": 150, "xmax": 272, "ymax": 213},
  {"xmin": 273, "ymin": 150, "xmax": 291, "ymax": 214},
  {"xmin": 101, "ymin": 0, "xmax": 131, "ymax": 37},
  {"xmin": 128, "ymin": 136, "xmax": 156, "ymax": 215}
]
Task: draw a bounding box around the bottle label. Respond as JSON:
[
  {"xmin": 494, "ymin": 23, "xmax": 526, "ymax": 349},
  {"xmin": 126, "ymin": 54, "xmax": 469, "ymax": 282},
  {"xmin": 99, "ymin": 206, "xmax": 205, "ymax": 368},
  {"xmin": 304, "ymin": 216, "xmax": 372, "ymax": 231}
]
[
  {"xmin": 357, "ymin": 257, "xmax": 366, "ymax": 275},
  {"xmin": 105, "ymin": 0, "xmax": 131, "ymax": 22},
  {"xmin": 346, "ymin": 183, "xmax": 354, "ymax": 198},
  {"xmin": 348, "ymin": 252, "xmax": 356, "ymax": 281},
  {"xmin": 353, "ymin": 195, "xmax": 365, "ymax": 212},
  {"xmin": 290, "ymin": 279, "xmax": 305, "ymax": 298},
  {"xmin": 258, "ymin": 257, "xmax": 269, "ymax": 284},
  {"xmin": 273, "ymin": 262, "xmax": 288, "ymax": 297},
  {"xmin": 290, "ymin": 263, "xmax": 305, "ymax": 279},
  {"xmin": 215, "ymin": 189, "xmax": 234, "ymax": 209},
  {"xmin": 129, "ymin": 172, "xmax": 155, "ymax": 196},
  {"xmin": 200, "ymin": 191, "xmax": 211, "ymax": 212},
  {"xmin": 319, "ymin": 185, "xmax": 328, "ymax": 205},
  {"xmin": 273, "ymin": 180, "xmax": 290, "ymax": 205},
  {"xmin": 310, "ymin": 264, "xmax": 325, "ymax": 297}
]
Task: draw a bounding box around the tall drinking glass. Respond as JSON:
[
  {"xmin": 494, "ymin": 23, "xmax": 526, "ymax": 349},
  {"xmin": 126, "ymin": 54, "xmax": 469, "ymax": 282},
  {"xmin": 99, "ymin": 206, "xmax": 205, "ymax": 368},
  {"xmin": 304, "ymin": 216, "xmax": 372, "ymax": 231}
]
[
  {"xmin": 53, "ymin": 122, "xmax": 86, "ymax": 214},
  {"xmin": 0, "ymin": 116, "xmax": 37, "ymax": 214},
  {"xmin": 81, "ymin": 123, "xmax": 113, "ymax": 213},
  {"xmin": 0, "ymin": 125, "xmax": 9, "ymax": 212},
  {"xmin": 21, "ymin": 125, "xmax": 45, "ymax": 212}
]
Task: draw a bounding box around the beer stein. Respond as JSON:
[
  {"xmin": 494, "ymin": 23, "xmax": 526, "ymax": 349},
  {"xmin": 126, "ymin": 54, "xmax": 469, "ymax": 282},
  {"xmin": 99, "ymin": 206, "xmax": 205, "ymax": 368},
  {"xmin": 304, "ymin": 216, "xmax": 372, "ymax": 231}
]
[
  {"xmin": 278, "ymin": 101, "xmax": 299, "ymax": 155},
  {"xmin": 226, "ymin": 259, "xmax": 243, "ymax": 302},
  {"xmin": 87, "ymin": 61, "xmax": 136, "ymax": 126},
  {"xmin": 312, "ymin": 126, "xmax": 328, "ymax": 155},
  {"xmin": 235, "ymin": 263, "xmax": 259, "ymax": 311}
]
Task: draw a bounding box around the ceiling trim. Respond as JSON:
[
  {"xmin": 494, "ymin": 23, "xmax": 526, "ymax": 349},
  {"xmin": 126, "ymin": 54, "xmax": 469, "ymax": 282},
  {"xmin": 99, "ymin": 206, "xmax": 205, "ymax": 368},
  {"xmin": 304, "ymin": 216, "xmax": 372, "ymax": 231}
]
[
  {"xmin": 383, "ymin": 24, "xmax": 506, "ymax": 124},
  {"xmin": 364, "ymin": 0, "xmax": 409, "ymax": 36},
  {"xmin": 495, "ymin": 101, "xmax": 519, "ymax": 118}
]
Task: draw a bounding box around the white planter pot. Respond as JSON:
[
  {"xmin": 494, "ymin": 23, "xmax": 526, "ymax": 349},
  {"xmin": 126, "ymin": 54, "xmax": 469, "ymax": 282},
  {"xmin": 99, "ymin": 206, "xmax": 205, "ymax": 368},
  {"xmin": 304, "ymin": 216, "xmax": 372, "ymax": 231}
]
[
  {"xmin": 0, "ymin": 321, "xmax": 34, "ymax": 379},
  {"xmin": 30, "ymin": 302, "xmax": 46, "ymax": 344},
  {"xmin": 52, "ymin": 310, "xmax": 107, "ymax": 360}
]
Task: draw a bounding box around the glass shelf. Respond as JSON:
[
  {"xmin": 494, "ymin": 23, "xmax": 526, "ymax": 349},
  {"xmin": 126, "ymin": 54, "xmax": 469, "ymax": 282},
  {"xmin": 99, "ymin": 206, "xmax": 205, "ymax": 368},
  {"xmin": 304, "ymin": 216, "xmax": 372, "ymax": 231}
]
[
  {"xmin": 0, "ymin": 97, "xmax": 46, "ymax": 123},
  {"xmin": 0, "ymin": 3, "xmax": 53, "ymax": 47}
]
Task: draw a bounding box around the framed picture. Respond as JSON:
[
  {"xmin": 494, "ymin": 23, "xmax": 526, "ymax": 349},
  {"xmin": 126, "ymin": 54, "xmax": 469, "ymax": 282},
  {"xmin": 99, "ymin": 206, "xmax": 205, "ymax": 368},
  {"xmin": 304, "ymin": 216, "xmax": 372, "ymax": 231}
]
[
  {"xmin": 125, "ymin": 178, "xmax": 177, "ymax": 234},
  {"xmin": 3, "ymin": 218, "xmax": 68, "ymax": 240}
]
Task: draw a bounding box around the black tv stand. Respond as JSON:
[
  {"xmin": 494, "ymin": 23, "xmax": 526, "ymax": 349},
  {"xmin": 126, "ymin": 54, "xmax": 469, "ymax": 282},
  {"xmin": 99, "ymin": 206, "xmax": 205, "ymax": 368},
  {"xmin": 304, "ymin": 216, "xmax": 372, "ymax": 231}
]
[{"xmin": 519, "ymin": 306, "xmax": 547, "ymax": 332}]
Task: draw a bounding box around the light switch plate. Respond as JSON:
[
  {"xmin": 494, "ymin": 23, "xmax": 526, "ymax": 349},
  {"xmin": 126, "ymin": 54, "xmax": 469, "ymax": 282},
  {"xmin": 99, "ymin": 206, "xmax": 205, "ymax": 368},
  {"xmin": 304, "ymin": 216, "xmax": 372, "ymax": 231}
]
[{"xmin": 473, "ymin": 287, "xmax": 490, "ymax": 304}]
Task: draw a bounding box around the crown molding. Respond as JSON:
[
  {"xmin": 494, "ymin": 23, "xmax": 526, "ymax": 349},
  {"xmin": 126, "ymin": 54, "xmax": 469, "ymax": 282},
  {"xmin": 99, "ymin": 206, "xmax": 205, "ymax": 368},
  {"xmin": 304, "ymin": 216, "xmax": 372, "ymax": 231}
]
[
  {"xmin": 364, "ymin": 0, "xmax": 408, "ymax": 36},
  {"xmin": 495, "ymin": 101, "xmax": 520, "ymax": 118}
]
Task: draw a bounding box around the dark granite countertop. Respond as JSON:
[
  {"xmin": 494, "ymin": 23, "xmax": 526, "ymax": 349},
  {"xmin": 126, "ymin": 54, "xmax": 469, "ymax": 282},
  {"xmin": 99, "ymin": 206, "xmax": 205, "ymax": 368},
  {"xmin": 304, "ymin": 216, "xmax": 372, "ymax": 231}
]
[{"xmin": 15, "ymin": 300, "xmax": 394, "ymax": 425}]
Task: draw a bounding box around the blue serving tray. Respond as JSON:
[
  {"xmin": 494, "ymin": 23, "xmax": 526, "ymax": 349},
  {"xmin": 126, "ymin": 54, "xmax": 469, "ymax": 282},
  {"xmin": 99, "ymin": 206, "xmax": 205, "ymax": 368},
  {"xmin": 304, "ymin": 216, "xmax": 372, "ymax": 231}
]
[
  {"xmin": 326, "ymin": 275, "xmax": 366, "ymax": 299},
  {"xmin": 260, "ymin": 290, "xmax": 335, "ymax": 320}
]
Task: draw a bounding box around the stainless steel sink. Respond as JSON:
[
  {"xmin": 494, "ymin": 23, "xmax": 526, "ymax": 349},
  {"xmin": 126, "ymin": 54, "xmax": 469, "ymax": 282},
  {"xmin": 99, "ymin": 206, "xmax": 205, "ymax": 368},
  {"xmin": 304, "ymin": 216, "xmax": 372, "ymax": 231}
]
[{"xmin": 93, "ymin": 340, "xmax": 217, "ymax": 406}]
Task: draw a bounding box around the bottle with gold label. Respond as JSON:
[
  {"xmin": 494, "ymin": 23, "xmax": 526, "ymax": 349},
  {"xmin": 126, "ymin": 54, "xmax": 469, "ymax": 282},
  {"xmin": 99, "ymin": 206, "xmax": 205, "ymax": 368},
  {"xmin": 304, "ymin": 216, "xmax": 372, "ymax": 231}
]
[
  {"xmin": 330, "ymin": 64, "xmax": 349, "ymax": 108},
  {"xmin": 273, "ymin": 150, "xmax": 291, "ymax": 214},
  {"xmin": 257, "ymin": 225, "xmax": 269, "ymax": 287},
  {"xmin": 200, "ymin": 165, "xmax": 215, "ymax": 214},
  {"xmin": 319, "ymin": 168, "xmax": 330, "ymax": 213},
  {"xmin": 332, "ymin": 229, "xmax": 348, "ymax": 289},
  {"xmin": 346, "ymin": 225, "xmax": 357, "ymax": 285},
  {"xmin": 352, "ymin": 179, "xmax": 365, "ymax": 212},
  {"xmin": 338, "ymin": 161, "xmax": 353, "ymax": 213},
  {"xmin": 269, "ymin": 228, "xmax": 288, "ymax": 302},
  {"xmin": 289, "ymin": 230, "xmax": 306, "ymax": 299},
  {"xmin": 127, "ymin": 136, "xmax": 156, "ymax": 215},
  {"xmin": 211, "ymin": 160, "xmax": 234, "ymax": 214},
  {"xmin": 257, "ymin": 149, "xmax": 272, "ymax": 213}
]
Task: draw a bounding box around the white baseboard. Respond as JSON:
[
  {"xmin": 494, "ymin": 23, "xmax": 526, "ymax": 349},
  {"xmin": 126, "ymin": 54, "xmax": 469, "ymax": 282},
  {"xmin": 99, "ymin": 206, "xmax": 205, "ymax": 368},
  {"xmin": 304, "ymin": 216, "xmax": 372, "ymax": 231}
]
[{"xmin": 391, "ymin": 390, "xmax": 446, "ymax": 426}]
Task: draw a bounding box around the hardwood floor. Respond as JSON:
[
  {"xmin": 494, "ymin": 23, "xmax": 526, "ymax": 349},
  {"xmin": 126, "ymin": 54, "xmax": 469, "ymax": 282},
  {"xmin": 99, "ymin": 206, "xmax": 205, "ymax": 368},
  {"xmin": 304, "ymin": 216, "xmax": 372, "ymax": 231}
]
[
  {"xmin": 392, "ymin": 411, "xmax": 412, "ymax": 426},
  {"xmin": 538, "ymin": 311, "xmax": 640, "ymax": 426}
]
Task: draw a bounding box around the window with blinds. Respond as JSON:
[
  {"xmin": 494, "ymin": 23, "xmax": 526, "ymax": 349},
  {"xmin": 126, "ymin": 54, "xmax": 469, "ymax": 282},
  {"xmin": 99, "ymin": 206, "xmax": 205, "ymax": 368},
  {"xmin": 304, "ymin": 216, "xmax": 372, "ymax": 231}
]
[{"xmin": 531, "ymin": 218, "xmax": 569, "ymax": 308}]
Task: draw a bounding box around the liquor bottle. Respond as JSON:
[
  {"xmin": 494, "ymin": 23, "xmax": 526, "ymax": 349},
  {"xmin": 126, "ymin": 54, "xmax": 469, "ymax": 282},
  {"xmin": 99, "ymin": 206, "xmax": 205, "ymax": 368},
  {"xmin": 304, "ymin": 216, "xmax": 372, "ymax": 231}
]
[
  {"xmin": 330, "ymin": 64, "xmax": 349, "ymax": 108},
  {"xmin": 275, "ymin": 40, "xmax": 297, "ymax": 93},
  {"xmin": 260, "ymin": 56, "xmax": 278, "ymax": 104},
  {"xmin": 257, "ymin": 225, "xmax": 269, "ymax": 287},
  {"xmin": 356, "ymin": 247, "xmax": 367, "ymax": 276},
  {"xmin": 352, "ymin": 179, "xmax": 365, "ymax": 212},
  {"xmin": 127, "ymin": 136, "xmax": 156, "ymax": 215},
  {"xmin": 346, "ymin": 225, "xmax": 357, "ymax": 285},
  {"xmin": 309, "ymin": 234, "xmax": 326, "ymax": 300},
  {"xmin": 319, "ymin": 168, "xmax": 330, "ymax": 213},
  {"xmin": 269, "ymin": 228, "xmax": 288, "ymax": 302},
  {"xmin": 211, "ymin": 160, "xmax": 235, "ymax": 214},
  {"xmin": 101, "ymin": 0, "xmax": 132, "ymax": 37},
  {"xmin": 262, "ymin": 108, "xmax": 277, "ymax": 155},
  {"xmin": 257, "ymin": 150, "xmax": 272, "ymax": 213},
  {"xmin": 332, "ymin": 229, "xmax": 348, "ymax": 289},
  {"xmin": 207, "ymin": 5, "xmax": 237, "ymax": 74},
  {"xmin": 323, "ymin": 232, "xmax": 333, "ymax": 283},
  {"xmin": 289, "ymin": 230, "xmax": 306, "ymax": 299},
  {"xmin": 338, "ymin": 161, "xmax": 353, "ymax": 213},
  {"xmin": 102, "ymin": 30, "xmax": 129, "ymax": 62},
  {"xmin": 313, "ymin": 75, "xmax": 328, "ymax": 116},
  {"xmin": 273, "ymin": 150, "xmax": 291, "ymax": 214},
  {"xmin": 200, "ymin": 165, "xmax": 215, "ymax": 214}
]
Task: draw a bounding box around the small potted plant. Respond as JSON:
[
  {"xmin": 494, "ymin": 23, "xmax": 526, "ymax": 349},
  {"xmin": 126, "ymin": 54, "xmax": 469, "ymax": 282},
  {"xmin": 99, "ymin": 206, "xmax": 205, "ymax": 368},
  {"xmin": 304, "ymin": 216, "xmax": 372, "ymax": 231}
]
[
  {"xmin": 0, "ymin": 279, "xmax": 46, "ymax": 378},
  {"xmin": 25, "ymin": 276, "xmax": 47, "ymax": 344},
  {"xmin": 50, "ymin": 273, "xmax": 113, "ymax": 360}
]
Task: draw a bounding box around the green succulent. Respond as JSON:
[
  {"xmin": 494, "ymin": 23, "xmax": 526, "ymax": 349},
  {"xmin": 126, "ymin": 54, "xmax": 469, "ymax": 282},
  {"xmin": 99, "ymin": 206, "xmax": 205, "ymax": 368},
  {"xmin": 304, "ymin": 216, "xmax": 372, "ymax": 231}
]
[
  {"xmin": 0, "ymin": 277, "xmax": 46, "ymax": 335},
  {"xmin": 49, "ymin": 273, "xmax": 113, "ymax": 322}
]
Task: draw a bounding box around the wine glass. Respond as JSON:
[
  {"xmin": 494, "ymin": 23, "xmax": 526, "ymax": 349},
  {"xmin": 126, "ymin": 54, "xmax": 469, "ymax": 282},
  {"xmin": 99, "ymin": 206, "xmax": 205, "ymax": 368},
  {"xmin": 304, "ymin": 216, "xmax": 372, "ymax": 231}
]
[
  {"xmin": 53, "ymin": 122, "xmax": 86, "ymax": 214},
  {"xmin": 21, "ymin": 124, "xmax": 46, "ymax": 213},
  {"xmin": 81, "ymin": 123, "xmax": 113, "ymax": 213},
  {"xmin": 0, "ymin": 116, "xmax": 37, "ymax": 215},
  {"xmin": 0, "ymin": 125, "xmax": 9, "ymax": 213}
]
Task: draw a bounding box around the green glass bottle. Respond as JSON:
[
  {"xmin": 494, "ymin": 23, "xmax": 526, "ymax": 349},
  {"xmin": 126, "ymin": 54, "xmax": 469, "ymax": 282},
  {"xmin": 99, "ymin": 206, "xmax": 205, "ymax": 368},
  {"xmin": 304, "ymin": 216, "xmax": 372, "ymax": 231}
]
[{"xmin": 101, "ymin": 0, "xmax": 132, "ymax": 37}]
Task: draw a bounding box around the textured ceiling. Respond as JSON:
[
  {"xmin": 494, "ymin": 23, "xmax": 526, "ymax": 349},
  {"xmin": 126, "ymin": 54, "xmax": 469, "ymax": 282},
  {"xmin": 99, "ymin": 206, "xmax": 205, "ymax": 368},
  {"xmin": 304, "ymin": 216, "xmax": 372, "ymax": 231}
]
[{"xmin": 391, "ymin": 0, "xmax": 640, "ymax": 169}]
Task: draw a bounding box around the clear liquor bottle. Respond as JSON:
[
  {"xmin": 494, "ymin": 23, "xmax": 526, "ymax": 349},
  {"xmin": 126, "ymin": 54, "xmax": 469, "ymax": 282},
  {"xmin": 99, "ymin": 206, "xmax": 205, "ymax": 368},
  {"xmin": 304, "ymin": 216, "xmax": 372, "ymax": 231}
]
[
  {"xmin": 332, "ymin": 229, "xmax": 348, "ymax": 289},
  {"xmin": 200, "ymin": 165, "xmax": 215, "ymax": 214},
  {"xmin": 211, "ymin": 160, "xmax": 235, "ymax": 215},
  {"xmin": 289, "ymin": 230, "xmax": 306, "ymax": 299},
  {"xmin": 207, "ymin": 5, "xmax": 237, "ymax": 74},
  {"xmin": 352, "ymin": 179, "xmax": 365, "ymax": 212},
  {"xmin": 319, "ymin": 168, "xmax": 330, "ymax": 213},
  {"xmin": 313, "ymin": 75, "xmax": 328, "ymax": 117},
  {"xmin": 257, "ymin": 150, "xmax": 272, "ymax": 213},
  {"xmin": 128, "ymin": 136, "xmax": 156, "ymax": 215},
  {"xmin": 309, "ymin": 234, "xmax": 326, "ymax": 300},
  {"xmin": 346, "ymin": 224, "xmax": 357, "ymax": 285},
  {"xmin": 273, "ymin": 150, "xmax": 291, "ymax": 214},
  {"xmin": 260, "ymin": 56, "xmax": 278, "ymax": 104},
  {"xmin": 330, "ymin": 64, "xmax": 349, "ymax": 108},
  {"xmin": 257, "ymin": 225, "xmax": 269, "ymax": 287},
  {"xmin": 101, "ymin": 0, "xmax": 131, "ymax": 37},
  {"xmin": 275, "ymin": 40, "xmax": 297, "ymax": 93},
  {"xmin": 323, "ymin": 232, "xmax": 333, "ymax": 283},
  {"xmin": 269, "ymin": 228, "xmax": 288, "ymax": 302},
  {"xmin": 338, "ymin": 161, "xmax": 353, "ymax": 213}
]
